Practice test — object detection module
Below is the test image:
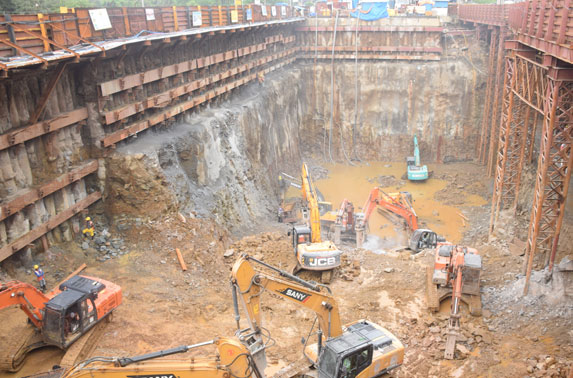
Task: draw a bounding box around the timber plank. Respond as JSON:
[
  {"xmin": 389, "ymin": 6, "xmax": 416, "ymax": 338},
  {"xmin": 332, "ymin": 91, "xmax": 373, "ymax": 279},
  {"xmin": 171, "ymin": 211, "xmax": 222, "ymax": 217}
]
[
  {"xmin": 0, "ymin": 160, "xmax": 98, "ymax": 222},
  {"xmin": 0, "ymin": 192, "xmax": 101, "ymax": 262},
  {"xmin": 0, "ymin": 108, "xmax": 88, "ymax": 151},
  {"xmin": 101, "ymin": 53, "xmax": 297, "ymax": 147}
]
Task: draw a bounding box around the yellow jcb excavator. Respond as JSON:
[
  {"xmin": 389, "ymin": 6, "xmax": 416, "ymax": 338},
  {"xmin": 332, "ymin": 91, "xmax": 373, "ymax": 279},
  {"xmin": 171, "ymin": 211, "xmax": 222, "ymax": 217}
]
[
  {"xmin": 289, "ymin": 163, "xmax": 341, "ymax": 283},
  {"xmin": 231, "ymin": 254, "xmax": 404, "ymax": 378}
]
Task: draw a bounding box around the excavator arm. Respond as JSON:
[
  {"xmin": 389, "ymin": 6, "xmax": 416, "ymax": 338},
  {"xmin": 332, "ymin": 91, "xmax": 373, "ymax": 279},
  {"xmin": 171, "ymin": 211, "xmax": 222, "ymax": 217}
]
[
  {"xmin": 377, "ymin": 191, "xmax": 418, "ymax": 231},
  {"xmin": 301, "ymin": 163, "xmax": 322, "ymax": 243},
  {"xmin": 357, "ymin": 188, "xmax": 380, "ymax": 229},
  {"xmin": 41, "ymin": 337, "xmax": 261, "ymax": 378},
  {"xmin": 0, "ymin": 281, "xmax": 48, "ymax": 329},
  {"xmin": 231, "ymin": 255, "xmax": 342, "ymax": 339}
]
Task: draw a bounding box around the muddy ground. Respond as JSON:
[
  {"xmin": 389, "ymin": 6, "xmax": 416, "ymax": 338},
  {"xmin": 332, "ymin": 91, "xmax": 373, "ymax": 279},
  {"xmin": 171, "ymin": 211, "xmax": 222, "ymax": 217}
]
[{"xmin": 0, "ymin": 162, "xmax": 571, "ymax": 378}]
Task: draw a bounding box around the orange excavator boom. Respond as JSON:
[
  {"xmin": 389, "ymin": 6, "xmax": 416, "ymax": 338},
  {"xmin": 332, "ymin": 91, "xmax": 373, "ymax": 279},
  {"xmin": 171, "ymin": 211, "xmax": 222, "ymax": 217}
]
[{"xmin": 0, "ymin": 281, "xmax": 50, "ymax": 329}]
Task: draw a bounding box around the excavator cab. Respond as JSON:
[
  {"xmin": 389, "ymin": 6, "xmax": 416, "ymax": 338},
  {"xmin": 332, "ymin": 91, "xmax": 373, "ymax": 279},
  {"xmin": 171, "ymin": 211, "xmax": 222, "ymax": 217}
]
[
  {"xmin": 316, "ymin": 321, "xmax": 403, "ymax": 378},
  {"xmin": 409, "ymin": 229, "xmax": 443, "ymax": 252},
  {"xmin": 42, "ymin": 276, "xmax": 104, "ymax": 348},
  {"xmin": 290, "ymin": 225, "xmax": 312, "ymax": 256}
]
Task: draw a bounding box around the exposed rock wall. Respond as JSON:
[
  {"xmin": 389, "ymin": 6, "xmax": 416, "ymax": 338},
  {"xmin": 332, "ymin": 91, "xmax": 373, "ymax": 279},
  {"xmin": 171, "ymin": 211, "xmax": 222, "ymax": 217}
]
[
  {"xmin": 107, "ymin": 68, "xmax": 307, "ymax": 233},
  {"xmin": 302, "ymin": 59, "xmax": 485, "ymax": 163}
]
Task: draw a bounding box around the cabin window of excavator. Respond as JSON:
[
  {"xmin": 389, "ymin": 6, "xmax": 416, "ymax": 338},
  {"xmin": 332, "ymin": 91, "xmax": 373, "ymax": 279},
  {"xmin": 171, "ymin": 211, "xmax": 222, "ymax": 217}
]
[
  {"xmin": 338, "ymin": 347, "xmax": 372, "ymax": 378},
  {"xmin": 318, "ymin": 347, "xmax": 337, "ymax": 378}
]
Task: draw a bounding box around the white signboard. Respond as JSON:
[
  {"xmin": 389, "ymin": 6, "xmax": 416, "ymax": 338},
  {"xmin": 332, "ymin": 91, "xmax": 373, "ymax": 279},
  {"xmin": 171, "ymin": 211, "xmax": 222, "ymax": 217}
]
[
  {"xmin": 246, "ymin": 9, "xmax": 253, "ymax": 21},
  {"xmin": 271, "ymin": 6, "xmax": 277, "ymax": 16},
  {"xmin": 192, "ymin": 11, "xmax": 202, "ymax": 26},
  {"xmin": 145, "ymin": 8, "xmax": 155, "ymax": 21},
  {"xmin": 261, "ymin": 5, "xmax": 268, "ymax": 16},
  {"xmin": 281, "ymin": 6, "xmax": 286, "ymax": 16},
  {"xmin": 254, "ymin": 0, "xmax": 261, "ymax": 4},
  {"xmin": 89, "ymin": 9, "xmax": 112, "ymax": 31}
]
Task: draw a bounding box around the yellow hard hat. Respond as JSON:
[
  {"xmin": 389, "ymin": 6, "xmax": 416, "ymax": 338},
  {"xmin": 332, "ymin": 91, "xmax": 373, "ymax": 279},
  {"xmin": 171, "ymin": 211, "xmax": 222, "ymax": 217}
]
[
  {"xmin": 34, "ymin": 265, "xmax": 39, "ymax": 269},
  {"xmin": 85, "ymin": 217, "xmax": 91, "ymax": 221}
]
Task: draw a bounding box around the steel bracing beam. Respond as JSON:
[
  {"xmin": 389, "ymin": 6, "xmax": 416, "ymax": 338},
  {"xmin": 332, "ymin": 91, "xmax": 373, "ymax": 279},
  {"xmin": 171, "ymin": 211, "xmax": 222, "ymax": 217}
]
[
  {"xmin": 489, "ymin": 55, "xmax": 517, "ymax": 234},
  {"xmin": 523, "ymin": 74, "xmax": 573, "ymax": 294},
  {"xmin": 477, "ymin": 28, "xmax": 499, "ymax": 163},
  {"xmin": 487, "ymin": 28, "xmax": 507, "ymax": 176},
  {"xmin": 489, "ymin": 51, "xmax": 549, "ymax": 236}
]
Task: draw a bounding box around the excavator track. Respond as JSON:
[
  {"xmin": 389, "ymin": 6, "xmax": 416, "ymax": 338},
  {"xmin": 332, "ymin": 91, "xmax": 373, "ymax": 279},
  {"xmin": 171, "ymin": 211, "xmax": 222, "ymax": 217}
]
[
  {"xmin": 0, "ymin": 325, "xmax": 45, "ymax": 372},
  {"xmin": 59, "ymin": 320, "xmax": 108, "ymax": 368},
  {"xmin": 272, "ymin": 357, "xmax": 312, "ymax": 378}
]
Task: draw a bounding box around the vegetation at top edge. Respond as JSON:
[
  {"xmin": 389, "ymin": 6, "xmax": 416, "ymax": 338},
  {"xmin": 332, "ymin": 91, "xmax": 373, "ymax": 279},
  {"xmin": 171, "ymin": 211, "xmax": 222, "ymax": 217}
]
[{"xmin": 0, "ymin": 0, "xmax": 290, "ymax": 14}]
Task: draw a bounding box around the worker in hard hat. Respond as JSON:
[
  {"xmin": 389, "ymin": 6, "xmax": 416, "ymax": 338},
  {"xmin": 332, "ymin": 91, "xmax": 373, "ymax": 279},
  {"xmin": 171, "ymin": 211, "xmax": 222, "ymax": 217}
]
[
  {"xmin": 33, "ymin": 264, "xmax": 46, "ymax": 292},
  {"xmin": 82, "ymin": 216, "xmax": 95, "ymax": 240}
]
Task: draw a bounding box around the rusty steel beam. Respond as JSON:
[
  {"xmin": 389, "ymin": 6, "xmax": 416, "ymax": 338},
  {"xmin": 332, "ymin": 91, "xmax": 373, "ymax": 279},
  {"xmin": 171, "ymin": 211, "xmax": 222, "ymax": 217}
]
[
  {"xmin": 98, "ymin": 40, "xmax": 283, "ymax": 96},
  {"xmin": 8, "ymin": 23, "xmax": 80, "ymax": 61},
  {"xmin": 487, "ymin": 28, "xmax": 507, "ymax": 177},
  {"xmin": 299, "ymin": 46, "xmax": 443, "ymax": 53},
  {"xmin": 0, "ymin": 192, "xmax": 101, "ymax": 262},
  {"xmin": 28, "ymin": 62, "xmax": 68, "ymax": 125},
  {"xmin": 101, "ymin": 57, "xmax": 296, "ymax": 147},
  {"xmin": 0, "ymin": 107, "xmax": 88, "ymax": 151},
  {"xmin": 103, "ymin": 48, "xmax": 297, "ymax": 125},
  {"xmin": 299, "ymin": 53, "xmax": 441, "ymax": 61},
  {"xmin": 0, "ymin": 160, "xmax": 98, "ymax": 222},
  {"xmin": 0, "ymin": 39, "xmax": 48, "ymax": 67},
  {"xmin": 296, "ymin": 26, "xmax": 444, "ymax": 32},
  {"xmin": 489, "ymin": 55, "xmax": 516, "ymax": 235},
  {"xmin": 477, "ymin": 28, "xmax": 499, "ymax": 163},
  {"xmin": 524, "ymin": 75, "xmax": 573, "ymax": 294}
]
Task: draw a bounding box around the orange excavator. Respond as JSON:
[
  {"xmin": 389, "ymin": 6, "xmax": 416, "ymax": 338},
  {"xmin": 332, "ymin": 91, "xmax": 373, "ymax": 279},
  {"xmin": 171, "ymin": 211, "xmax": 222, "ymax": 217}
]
[
  {"xmin": 0, "ymin": 275, "xmax": 121, "ymax": 371},
  {"xmin": 425, "ymin": 243, "xmax": 482, "ymax": 359},
  {"xmin": 355, "ymin": 187, "xmax": 441, "ymax": 252}
]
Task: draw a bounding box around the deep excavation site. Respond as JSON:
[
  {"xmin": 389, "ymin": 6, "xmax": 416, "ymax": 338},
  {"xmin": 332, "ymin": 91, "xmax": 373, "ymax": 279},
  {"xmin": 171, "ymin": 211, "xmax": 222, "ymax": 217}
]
[{"xmin": 0, "ymin": 4, "xmax": 572, "ymax": 378}]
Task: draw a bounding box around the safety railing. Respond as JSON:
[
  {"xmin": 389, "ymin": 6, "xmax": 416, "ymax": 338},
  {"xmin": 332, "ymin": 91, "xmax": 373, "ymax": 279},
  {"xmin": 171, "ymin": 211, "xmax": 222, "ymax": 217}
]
[{"xmin": 0, "ymin": 5, "xmax": 296, "ymax": 58}]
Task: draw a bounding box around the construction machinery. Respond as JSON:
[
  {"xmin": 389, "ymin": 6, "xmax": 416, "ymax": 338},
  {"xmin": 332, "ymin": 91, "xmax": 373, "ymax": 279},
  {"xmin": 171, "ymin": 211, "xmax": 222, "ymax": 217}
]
[
  {"xmin": 0, "ymin": 275, "xmax": 121, "ymax": 371},
  {"xmin": 425, "ymin": 243, "xmax": 482, "ymax": 359},
  {"xmin": 289, "ymin": 163, "xmax": 341, "ymax": 283},
  {"xmin": 406, "ymin": 136, "xmax": 428, "ymax": 181},
  {"xmin": 358, "ymin": 187, "xmax": 441, "ymax": 252},
  {"xmin": 231, "ymin": 254, "xmax": 404, "ymax": 377},
  {"xmin": 30, "ymin": 336, "xmax": 265, "ymax": 378}
]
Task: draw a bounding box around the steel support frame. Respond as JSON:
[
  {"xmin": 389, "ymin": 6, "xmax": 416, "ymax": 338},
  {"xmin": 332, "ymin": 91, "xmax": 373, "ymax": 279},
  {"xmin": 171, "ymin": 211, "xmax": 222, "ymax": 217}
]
[
  {"xmin": 489, "ymin": 55, "xmax": 517, "ymax": 234},
  {"xmin": 487, "ymin": 28, "xmax": 507, "ymax": 176},
  {"xmin": 489, "ymin": 49, "xmax": 550, "ymax": 234},
  {"xmin": 523, "ymin": 75, "xmax": 573, "ymax": 294},
  {"xmin": 477, "ymin": 27, "xmax": 499, "ymax": 163}
]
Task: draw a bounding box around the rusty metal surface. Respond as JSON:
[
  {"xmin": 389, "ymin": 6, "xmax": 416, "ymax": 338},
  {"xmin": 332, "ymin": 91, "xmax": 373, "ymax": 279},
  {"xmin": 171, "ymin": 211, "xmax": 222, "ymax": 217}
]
[{"xmin": 0, "ymin": 17, "xmax": 303, "ymax": 73}]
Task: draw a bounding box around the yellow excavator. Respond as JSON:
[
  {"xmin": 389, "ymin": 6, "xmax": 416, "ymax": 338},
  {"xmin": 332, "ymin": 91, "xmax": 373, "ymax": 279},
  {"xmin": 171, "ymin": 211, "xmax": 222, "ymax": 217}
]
[
  {"xmin": 289, "ymin": 163, "xmax": 341, "ymax": 283},
  {"xmin": 36, "ymin": 255, "xmax": 404, "ymax": 378},
  {"xmin": 231, "ymin": 254, "xmax": 404, "ymax": 378}
]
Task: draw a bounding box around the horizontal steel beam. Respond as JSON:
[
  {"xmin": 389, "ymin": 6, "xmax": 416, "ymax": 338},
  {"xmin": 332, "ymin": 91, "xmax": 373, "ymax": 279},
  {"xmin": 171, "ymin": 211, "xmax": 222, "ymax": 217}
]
[
  {"xmin": 0, "ymin": 191, "xmax": 101, "ymax": 262},
  {"xmin": 0, "ymin": 160, "xmax": 98, "ymax": 222},
  {"xmin": 299, "ymin": 46, "xmax": 443, "ymax": 53},
  {"xmin": 0, "ymin": 107, "xmax": 88, "ymax": 151},
  {"xmin": 296, "ymin": 26, "xmax": 444, "ymax": 32},
  {"xmin": 103, "ymin": 48, "xmax": 297, "ymax": 125},
  {"xmin": 298, "ymin": 53, "xmax": 441, "ymax": 61},
  {"xmin": 101, "ymin": 57, "xmax": 295, "ymax": 147},
  {"xmin": 98, "ymin": 36, "xmax": 295, "ymax": 97}
]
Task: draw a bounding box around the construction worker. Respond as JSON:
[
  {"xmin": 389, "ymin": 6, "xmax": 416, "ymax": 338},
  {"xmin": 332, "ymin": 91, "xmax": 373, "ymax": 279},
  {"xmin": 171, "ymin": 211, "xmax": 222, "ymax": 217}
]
[
  {"xmin": 82, "ymin": 217, "xmax": 95, "ymax": 240},
  {"xmin": 278, "ymin": 206, "xmax": 284, "ymax": 223},
  {"xmin": 34, "ymin": 265, "xmax": 46, "ymax": 292},
  {"xmin": 257, "ymin": 72, "xmax": 265, "ymax": 86}
]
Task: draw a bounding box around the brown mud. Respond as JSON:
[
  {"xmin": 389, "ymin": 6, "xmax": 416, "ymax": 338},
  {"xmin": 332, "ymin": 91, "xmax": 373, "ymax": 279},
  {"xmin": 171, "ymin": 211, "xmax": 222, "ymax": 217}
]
[{"xmin": 0, "ymin": 162, "xmax": 571, "ymax": 378}]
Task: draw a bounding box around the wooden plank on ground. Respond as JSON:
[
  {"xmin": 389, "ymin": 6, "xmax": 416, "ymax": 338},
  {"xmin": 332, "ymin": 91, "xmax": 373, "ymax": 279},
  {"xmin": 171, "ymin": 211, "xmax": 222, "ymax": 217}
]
[
  {"xmin": 0, "ymin": 192, "xmax": 101, "ymax": 262},
  {"xmin": 0, "ymin": 160, "xmax": 98, "ymax": 222}
]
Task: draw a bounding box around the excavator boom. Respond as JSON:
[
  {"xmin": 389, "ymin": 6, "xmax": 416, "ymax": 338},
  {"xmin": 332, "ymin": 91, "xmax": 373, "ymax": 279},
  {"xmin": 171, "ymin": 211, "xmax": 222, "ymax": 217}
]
[
  {"xmin": 301, "ymin": 163, "xmax": 322, "ymax": 243},
  {"xmin": 0, "ymin": 281, "xmax": 49, "ymax": 329}
]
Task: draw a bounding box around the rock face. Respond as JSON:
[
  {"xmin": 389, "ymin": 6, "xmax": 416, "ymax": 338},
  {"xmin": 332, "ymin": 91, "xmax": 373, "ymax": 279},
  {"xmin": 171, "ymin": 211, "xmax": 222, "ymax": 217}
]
[
  {"xmin": 103, "ymin": 56, "xmax": 485, "ymax": 232},
  {"xmin": 302, "ymin": 60, "xmax": 485, "ymax": 163},
  {"xmin": 107, "ymin": 69, "xmax": 306, "ymax": 233}
]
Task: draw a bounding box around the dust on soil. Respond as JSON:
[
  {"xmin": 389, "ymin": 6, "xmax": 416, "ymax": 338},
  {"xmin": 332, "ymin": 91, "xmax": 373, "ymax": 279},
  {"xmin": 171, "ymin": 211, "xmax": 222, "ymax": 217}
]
[{"xmin": 0, "ymin": 162, "xmax": 571, "ymax": 378}]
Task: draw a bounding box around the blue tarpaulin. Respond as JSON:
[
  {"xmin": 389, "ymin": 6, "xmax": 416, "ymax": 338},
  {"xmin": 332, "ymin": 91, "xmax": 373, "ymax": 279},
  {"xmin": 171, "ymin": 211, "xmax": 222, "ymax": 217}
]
[{"xmin": 350, "ymin": 0, "xmax": 389, "ymax": 20}]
